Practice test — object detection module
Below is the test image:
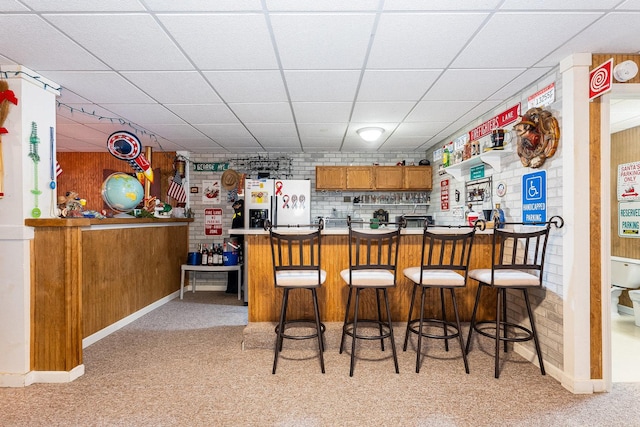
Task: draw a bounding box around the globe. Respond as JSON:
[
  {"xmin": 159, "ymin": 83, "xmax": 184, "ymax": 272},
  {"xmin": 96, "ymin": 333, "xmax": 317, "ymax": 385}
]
[{"xmin": 101, "ymin": 172, "xmax": 144, "ymax": 213}]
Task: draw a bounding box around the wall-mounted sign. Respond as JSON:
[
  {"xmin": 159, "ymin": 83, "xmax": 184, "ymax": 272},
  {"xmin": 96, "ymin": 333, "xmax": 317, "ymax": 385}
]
[
  {"xmin": 202, "ymin": 180, "xmax": 221, "ymax": 204},
  {"xmin": 468, "ymin": 103, "xmax": 521, "ymax": 141},
  {"xmin": 193, "ymin": 162, "xmax": 229, "ymax": 172},
  {"xmin": 619, "ymin": 201, "xmax": 640, "ymax": 237},
  {"xmin": 470, "ymin": 164, "xmax": 485, "ymax": 180},
  {"xmin": 440, "ymin": 179, "xmax": 450, "ymax": 211},
  {"xmin": 617, "ymin": 161, "xmax": 640, "ymax": 201},
  {"xmin": 589, "ymin": 58, "xmax": 613, "ymax": 101},
  {"xmin": 204, "ymin": 208, "xmax": 223, "ymax": 236},
  {"xmin": 522, "ymin": 170, "xmax": 547, "ymax": 224},
  {"xmin": 528, "ymin": 83, "xmax": 555, "ymax": 109}
]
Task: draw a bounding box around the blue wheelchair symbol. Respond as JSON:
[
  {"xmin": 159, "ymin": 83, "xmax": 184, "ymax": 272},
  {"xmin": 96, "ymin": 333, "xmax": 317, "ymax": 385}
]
[{"xmin": 525, "ymin": 176, "xmax": 543, "ymax": 201}]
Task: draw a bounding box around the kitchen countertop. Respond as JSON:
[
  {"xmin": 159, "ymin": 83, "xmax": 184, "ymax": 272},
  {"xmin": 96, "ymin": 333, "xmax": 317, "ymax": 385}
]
[{"xmin": 230, "ymin": 226, "xmax": 495, "ymax": 235}]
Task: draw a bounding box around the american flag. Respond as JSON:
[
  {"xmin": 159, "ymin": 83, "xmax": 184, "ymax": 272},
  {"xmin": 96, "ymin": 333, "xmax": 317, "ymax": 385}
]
[{"xmin": 167, "ymin": 170, "xmax": 187, "ymax": 203}]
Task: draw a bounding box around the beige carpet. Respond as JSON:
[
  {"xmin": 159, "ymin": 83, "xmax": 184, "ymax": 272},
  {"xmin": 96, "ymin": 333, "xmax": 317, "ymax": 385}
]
[{"xmin": 1, "ymin": 291, "xmax": 639, "ymax": 426}]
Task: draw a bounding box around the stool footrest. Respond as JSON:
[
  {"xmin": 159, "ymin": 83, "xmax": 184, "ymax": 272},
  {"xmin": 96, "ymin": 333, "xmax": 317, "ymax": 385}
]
[
  {"xmin": 473, "ymin": 320, "xmax": 533, "ymax": 343},
  {"xmin": 406, "ymin": 318, "xmax": 460, "ymax": 340},
  {"xmin": 342, "ymin": 319, "xmax": 392, "ymax": 341},
  {"xmin": 275, "ymin": 320, "xmax": 326, "ymax": 341}
]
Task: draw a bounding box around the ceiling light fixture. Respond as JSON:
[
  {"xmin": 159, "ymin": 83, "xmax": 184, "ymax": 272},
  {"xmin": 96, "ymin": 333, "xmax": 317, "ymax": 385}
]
[{"xmin": 357, "ymin": 127, "xmax": 385, "ymax": 142}]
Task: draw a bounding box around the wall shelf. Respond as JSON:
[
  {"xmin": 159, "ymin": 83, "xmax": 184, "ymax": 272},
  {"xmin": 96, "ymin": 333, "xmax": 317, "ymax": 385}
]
[{"xmin": 444, "ymin": 147, "xmax": 512, "ymax": 181}]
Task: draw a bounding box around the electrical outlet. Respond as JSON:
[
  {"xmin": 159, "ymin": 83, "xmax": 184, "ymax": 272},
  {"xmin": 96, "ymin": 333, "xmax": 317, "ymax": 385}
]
[{"xmin": 343, "ymin": 196, "xmax": 351, "ymax": 202}]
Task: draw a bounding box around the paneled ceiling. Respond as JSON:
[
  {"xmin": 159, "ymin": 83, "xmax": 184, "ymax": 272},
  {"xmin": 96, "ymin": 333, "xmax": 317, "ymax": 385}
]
[{"xmin": 1, "ymin": 0, "xmax": 640, "ymax": 153}]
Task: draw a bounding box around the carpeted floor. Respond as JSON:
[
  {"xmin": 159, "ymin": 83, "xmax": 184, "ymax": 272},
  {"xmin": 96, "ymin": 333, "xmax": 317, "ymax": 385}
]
[{"xmin": 1, "ymin": 291, "xmax": 639, "ymax": 426}]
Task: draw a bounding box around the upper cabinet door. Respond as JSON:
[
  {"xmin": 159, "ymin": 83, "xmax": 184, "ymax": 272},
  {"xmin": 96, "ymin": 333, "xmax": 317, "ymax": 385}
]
[
  {"xmin": 346, "ymin": 166, "xmax": 374, "ymax": 190},
  {"xmin": 315, "ymin": 166, "xmax": 346, "ymax": 190},
  {"xmin": 403, "ymin": 166, "xmax": 432, "ymax": 190},
  {"xmin": 374, "ymin": 166, "xmax": 404, "ymax": 190}
]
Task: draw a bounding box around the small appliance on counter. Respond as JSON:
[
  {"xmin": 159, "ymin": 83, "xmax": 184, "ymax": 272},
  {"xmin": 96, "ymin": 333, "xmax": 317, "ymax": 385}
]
[{"xmin": 397, "ymin": 214, "xmax": 433, "ymax": 228}]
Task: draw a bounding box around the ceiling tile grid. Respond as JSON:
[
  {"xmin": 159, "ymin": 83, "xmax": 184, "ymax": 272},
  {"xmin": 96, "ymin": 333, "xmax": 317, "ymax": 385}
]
[{"xmin": 0, "ymin": 2, "xmax": 638, "ymax": 152}]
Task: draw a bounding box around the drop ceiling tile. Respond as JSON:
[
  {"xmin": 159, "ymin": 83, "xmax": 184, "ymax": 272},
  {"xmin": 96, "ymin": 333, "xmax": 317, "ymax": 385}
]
[
  {"xmin": 285, "ymin": 70, "xmax": 361, "ymax": 102},
  {"xmin": 489, "ymin": 67, "xmax": 553, "ymax": 101},
  {"xmin": 452, "ymin": 12, "xmax": 602, "ymax": 68},
  {"xmin": 297, "ymin": 123, "xmax": 347, "ymax": 138},
  {"xmin": 424, "ymin": 69, "xmax": 524, "ymax": 101},
  {"xmin": 540, "ymin": 12, "xmax": 640, "ymax": 67},
  {"xmin": 103, "ymin": 104, "xmax": 186, "ymax": 125},
  {"xmin": 228, "ymin": 103, "xmax": 294, "ymax": 123},
  {"xmin": 165, "ymin": 104, "xmax": 239, "ymax": 125},
  {"xmin": 299, "ymin": 138, "xmax": 342, "ymax": 151},
  {"xmin": 203, "ymin": 71, "xmax": 288, "ymax": 103},
  {"xmin": 159, "ymin": 14, "xmax": 279, "ymax": 70},
  {"xmin": 40, "ymin": 71, "xmax": 155, "ymax": 103},
  {"xmin": 121, "ymin": 71, "xmax": 221, "ymax": 104},
  {"xmin": 56, "ymin": 123, "xmax": 110, "ymax": 140},
  {"xmin": 292, "ymin": 102, "xmax": 352, "ymax": 123},
  {"xmin": 1, "ymin": 0, "xmax": 29, "ymax": 11},
  {"xmin": 351, "ymin": 102, "xmax": 416, "ymax": 122},
  {"xmin": 43, "ymin": 14, "xmax": 192, "ymax": 70},
  {"xmin": 145, "ymin": 0, "xmax": 261, "ymax": 11},
  {"xmin": 266, "ymin": 0, "xmax": 380, "ymax": 11},
  {"xmin": 383, "ymin": 0, "xmax": 501, "ymax": 10},
  {"xmin": 194, "ymin": 124, "xmax": 254, "ymax": 139},
  {"xmin": 357, "ymin": 70, "xmax": 442, "ymax": 101},
  {"xmin": 244, "ymin": 123, "xmax": 298, "ymax": 138},
  {"xmin": 406, "ymin": 101, "xmax": 480, "ymax": 122},
  {"xmin": 394, "ymin": 122, "xmax": 447, "ymax": 137},
  {"xmin": 0, "ymin": 15, "xmax": 107, "ymax": 70},
  {"xmin": 56, "ymin": 103, "xmax": 124, "ymax": 124},
  {"xmin": 500, "ymin": 0, "xmax": 620, "ymax": 9},
  {"xmin": 368, "ymin": 13, "xmax": 489, "ymax": 69},
  {"xmin": 22, "ymin": 0, "xmax": 145, "ymax": 11},
  {"xmin": 617, "ymin": 0, "xmax": 640, "ymax": 9},
  {"xmin": 270, "ymin": 13, "xmax": 376, "ymax": 69},
  {"xmin": 143, "ymin": 124, "xmax": 208, "ymax": 140}
]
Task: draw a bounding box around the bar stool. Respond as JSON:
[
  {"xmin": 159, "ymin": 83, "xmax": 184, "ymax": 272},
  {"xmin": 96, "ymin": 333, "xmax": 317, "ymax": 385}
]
[
  {"xmin": 465, "ymin": 216, "xmax": 564, "ymax": 378},
  {"xmin": 339, "ymin": 217, "xmax": 403, "ymax": 376},
  {"xmin": 403, "ymin": 223, "xmax": 477, "ymax": 373},
  {"xmin": 267, "ymin": 219, "xmax": 326, "ymax": 374}
]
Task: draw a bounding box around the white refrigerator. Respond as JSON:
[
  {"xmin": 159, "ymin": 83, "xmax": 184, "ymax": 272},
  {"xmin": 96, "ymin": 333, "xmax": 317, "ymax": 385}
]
[{"xmin": 244, "ymin": 179, "xmax": 311, "ymax": 228}]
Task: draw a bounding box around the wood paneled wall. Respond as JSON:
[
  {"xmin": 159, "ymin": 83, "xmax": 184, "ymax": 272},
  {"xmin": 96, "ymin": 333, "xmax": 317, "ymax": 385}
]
[
  {"xmin": 590, "ymin": 54, "xmax": 640, "ymax": 380},
  {"xmin": 56, "ymin": 151, "xmax": 176, "ymax": 211}
]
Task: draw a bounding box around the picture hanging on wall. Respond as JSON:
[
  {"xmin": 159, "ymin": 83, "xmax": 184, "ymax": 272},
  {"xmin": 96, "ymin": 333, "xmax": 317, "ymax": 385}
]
[{"xmin": 202, "ymin": 180, "xmax": 221, "ymax": 204}]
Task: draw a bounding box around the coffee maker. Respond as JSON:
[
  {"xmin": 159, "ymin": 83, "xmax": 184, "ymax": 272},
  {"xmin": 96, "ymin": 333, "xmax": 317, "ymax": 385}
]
[{"xmin": 249, "ymin": 209, "xmax": 268, "ymax": 228}]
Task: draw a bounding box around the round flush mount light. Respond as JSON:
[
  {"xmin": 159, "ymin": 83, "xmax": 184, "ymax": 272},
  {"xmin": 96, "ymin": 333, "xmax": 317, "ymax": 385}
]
[
  {"xmin": 357, "ymin": 127, "xmax": 385, "ymax": 142},
  {"xmin": 613, "ymin": 60, "xmax": 639, "ymax": 82}
]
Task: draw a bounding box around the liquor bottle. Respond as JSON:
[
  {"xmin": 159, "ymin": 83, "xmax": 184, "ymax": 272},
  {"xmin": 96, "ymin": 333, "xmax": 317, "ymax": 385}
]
[
  {"xmin": 492, "ymin": 203, "xmax": 505, "ymax": 229},
  {"xmin": 442, "ymin": 146, "xmax": 450, "ymax": 167},
  {"xmin": 217, "ymin": 244, "xmax": 224, "ymax": 265},
  {"xmin": 201, "ymin": 244, "xmax": 208, "ymax": 266},
  {"xmin": 208, "ymin": 244, "xmax": 214, "ymax": 265}
]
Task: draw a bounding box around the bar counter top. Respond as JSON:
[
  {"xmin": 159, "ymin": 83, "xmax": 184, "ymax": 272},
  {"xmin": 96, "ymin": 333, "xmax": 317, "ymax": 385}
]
[{"xmin": 231, "ymin": 225, "xmax": 494, "ymax": 235}]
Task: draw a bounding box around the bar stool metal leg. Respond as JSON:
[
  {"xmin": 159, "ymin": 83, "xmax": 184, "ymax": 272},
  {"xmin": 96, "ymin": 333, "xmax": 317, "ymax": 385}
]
[{"xmin": 311, "ymin": 288, "xmax": 326, "ymax": 373}]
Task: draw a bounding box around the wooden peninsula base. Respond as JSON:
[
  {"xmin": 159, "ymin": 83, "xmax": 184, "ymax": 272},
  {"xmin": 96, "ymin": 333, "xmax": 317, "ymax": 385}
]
[{"xmin": 244, "ymin": 230, "xmax": 497, "ymax": 324}]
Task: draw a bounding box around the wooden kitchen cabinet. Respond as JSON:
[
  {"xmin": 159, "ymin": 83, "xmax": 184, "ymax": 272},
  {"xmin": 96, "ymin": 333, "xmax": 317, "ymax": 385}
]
[
  {"xmin": 403, "ymin": 166, "xmax": 432, "ymax": 190},
  {"xmin": 315, "ymin": 166, "xmax": 346, "ymax": 190},
  {"xmin": 374, "ymin": 166, "xmax": 404, "ymax": 189},
  {"xmin": 316, "ymin": 165, "xmax": 432, "ymax": 191},
  {"xmin": 346, "ymin": 166, "xmax": 374, "ymax": 190}
]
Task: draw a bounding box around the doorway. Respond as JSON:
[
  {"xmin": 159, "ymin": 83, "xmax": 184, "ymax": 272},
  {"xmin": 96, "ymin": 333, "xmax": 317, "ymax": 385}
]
[{"xmin": 604, "ymin": 84, "xmax": 640, "ymax": 383}]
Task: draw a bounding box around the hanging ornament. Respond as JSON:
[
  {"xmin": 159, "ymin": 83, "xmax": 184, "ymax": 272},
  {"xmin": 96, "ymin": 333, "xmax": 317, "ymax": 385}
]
[{"xmin": 107, "ymin": 130, "xmax": 154, "ymax": 182}]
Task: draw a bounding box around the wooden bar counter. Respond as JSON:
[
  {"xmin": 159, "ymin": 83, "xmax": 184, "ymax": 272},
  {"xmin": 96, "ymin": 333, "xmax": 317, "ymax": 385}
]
[
  {"xmin": 25, "ymin": 217, "xmax": 192, "ymax": 373},
  {"xmin": 241, "ymin": 228, "xmax": 496, "ymax": 323}
]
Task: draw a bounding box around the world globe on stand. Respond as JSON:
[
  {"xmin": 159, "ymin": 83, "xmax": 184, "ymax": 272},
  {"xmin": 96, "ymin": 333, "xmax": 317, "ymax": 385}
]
[{"xmin": 101, "ymin": 172, "xmax": 144, "ymax": 213}]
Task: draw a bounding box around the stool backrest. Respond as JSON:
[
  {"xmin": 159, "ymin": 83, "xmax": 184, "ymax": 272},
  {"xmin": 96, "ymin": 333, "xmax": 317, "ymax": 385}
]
[
  {"xmin": 490, "ymin": 223, "xmax": 552, "ymax": 286},
  {"xmin": 269, "ymin": 228, "xmax": 322, "ymax": 285},
  {"xmin": 346, "ymin": 226, "xmax": 401, "ymax": 283},
  {"xmin": 418, "ymin": 227, "xmax": 476, "ymax": 282}
]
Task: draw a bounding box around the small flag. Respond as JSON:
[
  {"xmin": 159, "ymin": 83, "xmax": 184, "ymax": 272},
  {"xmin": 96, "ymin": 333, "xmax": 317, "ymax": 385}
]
[
  {"xmin": 167, "ymin": 170, "xmax": 186, "ymax": 203},
  {"xmin": 55, "ymin": 161, "xmax": 62, "ymax": 177}
]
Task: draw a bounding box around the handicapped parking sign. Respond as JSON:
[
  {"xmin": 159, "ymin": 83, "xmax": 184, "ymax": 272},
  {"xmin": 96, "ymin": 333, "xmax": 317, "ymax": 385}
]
[{"xmin": 522, "ymin": 170, "xmax": 546, "ymax": 224}]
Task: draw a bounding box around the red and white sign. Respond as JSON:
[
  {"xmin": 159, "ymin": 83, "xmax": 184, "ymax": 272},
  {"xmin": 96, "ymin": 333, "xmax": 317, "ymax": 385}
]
[
  {"xmin": 468, "ymin": 103, "xmax": 521, "ymax": 140},
  {"xmin": 528, "ymin": 83, "xmax": 555, "ymax": 109},
  {"xmin": 618, "ymin": 161, "xmax": 640, "ymax": 201},
  {"xmin": 589, "ymin": 58, "xmax": 613, "ymax": 101},
  {"xmin": 440, "ymin": 179, "xmax": 450, "ymax": 211},
  {"xmin": 204, "ymin": 208, "xmax": 223, "ymax": 236}
]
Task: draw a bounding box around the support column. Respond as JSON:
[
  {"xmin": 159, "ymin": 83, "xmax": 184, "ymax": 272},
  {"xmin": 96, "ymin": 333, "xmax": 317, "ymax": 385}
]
[
  {"xmin": 0, "ymin": 66, "xmax": 68, "ymax": 387},
  {"xmin": 559, "ymin": 53, "xmax": 596, "ymax": 393}
]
